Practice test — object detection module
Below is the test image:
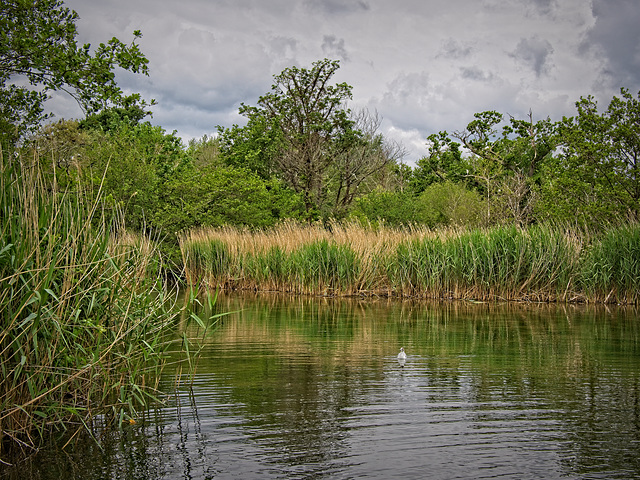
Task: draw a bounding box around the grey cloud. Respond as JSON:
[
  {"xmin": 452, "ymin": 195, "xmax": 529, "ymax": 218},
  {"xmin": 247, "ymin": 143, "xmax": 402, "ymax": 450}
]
[
  {"xmin": 377, "ymin": 71, "xmax": 433, "ymax": 132},
  {"xmin": 384, "ymin": 72, "xmax": 430, "ymax": 104},
  {"xmin": 155, "ymin": 82, "xmax": 246, "ymax": 113},
  {"xmin": 528, "ymin": 0, "xmax": 557, "ymax": 16},
  {"xmin": 54, "ymin": 0, "xmax": 640, "ymax": 164},
  {"xmin": 438, "ymin": 38, "xmax": 473, "ymax": 59},
  {"xmin": 511, "ymin": 36, "xmax": 554, "ymax": 77},
  {"xmin": 460, "ymin": 66, "xmax": 494, "ymax": 82},
  {"xmin": 303, "ymin": 0, "xmax": 370, "ymax": 15},
  {"xmin": 584, "ymin": 0, "xmax": 640, "ymax": 89},
  {"xmin": 268, "ymin": 36, "xmax": 298, "ymax": 60},
  {"xmin": 322, "ymin": 35, "xmax": 349, "ymax": 61},
  {"xmin": 177, "ymin": 27, "xmax": 215, "ymax": 49}
]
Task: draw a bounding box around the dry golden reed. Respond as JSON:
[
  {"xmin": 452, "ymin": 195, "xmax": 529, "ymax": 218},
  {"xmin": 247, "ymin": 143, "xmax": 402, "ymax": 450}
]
[{"xmin": 176, "ymin": 220, "xmax": 640, "ymax": 303}]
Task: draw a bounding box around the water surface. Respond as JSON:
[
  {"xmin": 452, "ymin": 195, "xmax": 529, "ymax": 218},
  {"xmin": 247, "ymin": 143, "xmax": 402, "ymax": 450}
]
[{"xmin": 4, "ymin": 295, "xmax": 640, "ymax": 479}]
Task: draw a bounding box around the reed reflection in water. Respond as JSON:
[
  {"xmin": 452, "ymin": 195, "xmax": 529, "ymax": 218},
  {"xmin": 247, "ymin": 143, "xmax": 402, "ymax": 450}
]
[{"xmin": 5, "ymin": 295, "xmax": 640, "ymax": 479}]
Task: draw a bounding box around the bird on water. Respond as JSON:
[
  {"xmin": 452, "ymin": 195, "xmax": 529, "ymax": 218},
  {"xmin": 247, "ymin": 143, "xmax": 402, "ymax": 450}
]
[{"xmin": 397, "ymin": 347, "xmax": 407, "ymax": 359}]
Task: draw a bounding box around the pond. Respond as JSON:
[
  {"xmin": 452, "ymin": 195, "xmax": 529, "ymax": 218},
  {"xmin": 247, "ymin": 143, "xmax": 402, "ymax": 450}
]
[{"xmin": 4, "ymin": 294, "xmax": 640, "ymax": 479}]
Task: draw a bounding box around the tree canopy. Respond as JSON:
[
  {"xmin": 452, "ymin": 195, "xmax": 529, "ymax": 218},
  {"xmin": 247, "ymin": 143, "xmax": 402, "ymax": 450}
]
[
  {"xmin": 4, "ymin": 0, "xmax": 638, "ymax": 236},
  {"xmin": 221, "ymin": 59, "xmax": 402, "ymax": 221},
  {"xmin": 0, "ymin": 0, "xmax": 152, "ymax": 148},
  {"xmin": 539, "ymin": 88, "xmax": 640, "ymax": 225},
  {"xmin": 238, "ymin": 59, "xmax": 354, "ymax": 219}
]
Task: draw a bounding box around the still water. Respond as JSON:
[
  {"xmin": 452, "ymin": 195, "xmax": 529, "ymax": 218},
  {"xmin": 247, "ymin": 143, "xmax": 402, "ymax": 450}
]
[{"xmin": 5, "ymin": 295, "xmax": 640, "ymax": 479}]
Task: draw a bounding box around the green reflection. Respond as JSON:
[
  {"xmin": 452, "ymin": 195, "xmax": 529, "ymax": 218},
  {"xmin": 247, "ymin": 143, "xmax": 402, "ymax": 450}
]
[
  {"xmin": 5, "ymin": 296, "xmax": 640, "ymax": 479},
  {"xmin": 172, "ymin": 294, "xmax": 640, "ymax": 477}
]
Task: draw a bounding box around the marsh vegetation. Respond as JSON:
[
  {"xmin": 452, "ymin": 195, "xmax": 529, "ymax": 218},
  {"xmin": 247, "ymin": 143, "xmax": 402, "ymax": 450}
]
[
  {"xmin": 179, "ymin": 221, "xmax": 639, "ymax": 304},
  {"xmin": 0, "ymin": 150, "xmax": 182, "ymax": 459}
]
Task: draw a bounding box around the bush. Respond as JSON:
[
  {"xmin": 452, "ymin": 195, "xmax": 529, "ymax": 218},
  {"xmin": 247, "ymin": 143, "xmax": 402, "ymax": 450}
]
[
  {"xmin": 416, "ymin": 181, "xmax": 484, "ymax": 228},
  {"xmin": 350, "ymin": 189, "xmax": 418, "ymax": 227}
]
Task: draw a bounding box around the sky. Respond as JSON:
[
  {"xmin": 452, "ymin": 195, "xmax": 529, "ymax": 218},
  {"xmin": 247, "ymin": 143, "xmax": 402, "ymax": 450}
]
[{"xmin": 54, "ymin": 0, "xmax": 640, "ymax": 164}]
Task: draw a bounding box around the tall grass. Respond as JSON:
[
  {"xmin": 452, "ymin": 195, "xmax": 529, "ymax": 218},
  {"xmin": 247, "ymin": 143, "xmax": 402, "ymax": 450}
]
[
  {"xmin": 290, "ymin": 240, "xmax": 361, "ymax": 294},
  {"xmin": 580, "ymin": 224, "xmax": 640, "ymax": 304},
  {"xmin": 179, "ymin": 221, "xmax": 639, "ymax": 304},
  {"xmin": 0, "ymin": 151, "xmax": 179, "ymax": 457},
  {"xmin": 388, "ymin": 226, "xmax": 580, "ymax": 300},
  {"xmin": 179, "ymin": 220, "xmax": 432, "ymax": 295}
]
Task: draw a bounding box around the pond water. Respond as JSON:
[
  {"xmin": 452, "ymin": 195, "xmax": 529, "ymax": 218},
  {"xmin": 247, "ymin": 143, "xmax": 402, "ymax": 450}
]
[{"xmin": 4, "ymin": 295, "xmax": 640, "ymax": 479}]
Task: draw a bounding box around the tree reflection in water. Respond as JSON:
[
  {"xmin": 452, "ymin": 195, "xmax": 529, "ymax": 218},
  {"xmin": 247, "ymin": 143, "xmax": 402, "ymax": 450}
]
[{"xmin": 4, "ymin": 296, "xmax": 639, "ymax": 479}]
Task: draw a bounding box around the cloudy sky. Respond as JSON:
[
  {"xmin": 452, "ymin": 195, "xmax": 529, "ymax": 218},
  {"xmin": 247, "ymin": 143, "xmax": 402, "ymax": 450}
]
[{"xmin": 56, "ymin": 0, "xmax": 640, "ymax": 164}]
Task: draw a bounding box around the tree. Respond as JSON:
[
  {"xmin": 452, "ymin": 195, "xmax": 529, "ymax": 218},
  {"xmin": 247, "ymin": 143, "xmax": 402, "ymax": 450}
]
[
  {"xmin": 78, "ymin": 101, "xmax": 149, "ymax": 133},
  {"xmin": 0, "ymin": 0, "xmax": 152, "ymax": 148},
  {"xmin": 540, "ymin": 89, "xmax": 640, "ymax": 226},
  {"xmin": 412, "ymin": 131, "xmax": 466, "ymax": 194},
  {"xmin": 451, "ymin": 110, "xmax": 556, "ymax": 225},
  {"xmin": 350, "ymin": 188, "xmax": 418, "ymax": 227},
  {"xmin": 156, "ymin": 165, "xmax": 304, "ymax": 232},
  {"xmin": 416, "ymin": 181, "xmax": 484, "ymax": 228},
  {"xmin": 239, "ymin": 59, "xmax": 354, "ymax": 220},
  {"xmin": 187, "ymin": 135, "xmax": 222, "ymax": 169},
  {"xmin": 30, "ymin": 119, "xmax": 189, "ymax": 231},
  {"xmin": 327, "ymin": 108, "xmax": 405, "ymax": 218},
  {"xmin": 217, "ymin": 114, "xmax": 283, "ymax": 180}
]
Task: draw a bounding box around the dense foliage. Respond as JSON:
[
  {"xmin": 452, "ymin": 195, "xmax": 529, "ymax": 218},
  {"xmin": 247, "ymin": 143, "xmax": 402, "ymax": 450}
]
[
  {"xmin": 1, "ymin": 0, "xmax": 638, "ymax": 258},
  {"xmin": 0, "ymin": 0, "xmax": 152, "ymax": 150}
]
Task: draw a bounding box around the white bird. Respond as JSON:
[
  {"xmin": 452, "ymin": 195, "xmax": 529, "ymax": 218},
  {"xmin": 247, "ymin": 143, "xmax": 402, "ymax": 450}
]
[{"xmin": 397, "ymin": 347, "xmax": 407, "ymax": 360}]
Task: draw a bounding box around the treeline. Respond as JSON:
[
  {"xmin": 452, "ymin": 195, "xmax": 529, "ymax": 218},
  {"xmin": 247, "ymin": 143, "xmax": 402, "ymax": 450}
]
[
  {"xmin": 14, "ymin": 64, "xmax": 640, "ymax": 246},
  {"xmin": 2, "ymin": 1, "xmax": 640, "ymax": 265}
]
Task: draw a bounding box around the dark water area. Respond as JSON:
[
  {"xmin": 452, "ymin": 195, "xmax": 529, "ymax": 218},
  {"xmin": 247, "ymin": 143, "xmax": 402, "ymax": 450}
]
[{"xmin": 3, "ymin": 295, "xmax": 640, "ymax": 479}]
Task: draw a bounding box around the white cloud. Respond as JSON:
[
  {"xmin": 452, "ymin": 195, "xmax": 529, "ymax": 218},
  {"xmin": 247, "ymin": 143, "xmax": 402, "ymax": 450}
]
[{"xmin": 50, "ymin": 0, "xmax": 640, "ymax": 163}]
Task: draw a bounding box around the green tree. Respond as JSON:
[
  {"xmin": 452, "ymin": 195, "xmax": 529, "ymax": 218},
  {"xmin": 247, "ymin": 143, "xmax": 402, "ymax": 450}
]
[
  {"xmin": 30, "ymin": 118, "xmax": 88, "ymax": 182},
  {"xmin": 412, "ymin": 131, "xmax": 466, "ymax": 194},
  {"xmin": 239, "ymin": 59, "xmax": 354, "ymax": 220},
  {"xmin": 217, "ymin": 115, "xmax": 282, "ymax": 179},
  {"xmin": 187, "ymin": 135, "xmax": 223, "ymax": 169},
  {"xmin": 539, "ymin": 88, "xmax": 640, "ymax": 226},
  {"xmin": 350, "ymin": 188, "xmax": 418, "ymax": 227},
  {"xmin": 451, "ymin": 110, "xmax": 556, "ymax": 225},
  {"xmin": 156, "ymin": 165, "xmax": 304, "ymax": 232},
  {"xmin": 0, "ymin": 0, "xmax": 151, "ymax": 148},
  {"xmin": 78, "ymin": 101, "xmax": 149, "ymax": 133},
  {"xmin": 415, "ymin": 181, "xmax": 484, "ymax": 228},
  {"xmin": 37, "ymin": 120, "xmax": 188, "ymax": 231}
]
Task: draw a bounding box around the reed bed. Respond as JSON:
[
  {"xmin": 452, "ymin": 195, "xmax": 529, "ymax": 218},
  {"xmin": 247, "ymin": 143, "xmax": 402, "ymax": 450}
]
[
  {"xmin": 180, "ymin": 220, "xmax": 441, "ymax": 295},
  {"xmin": 179, "ymin": 221, "xmax": 639, "ymax": 304},
  {"xmin": 580, "ymin": 224, "xmax": 640, "ymax": 304},
  {"xmin": 0, "ymin": 153, "xmax": 180, "ymax": 459}
]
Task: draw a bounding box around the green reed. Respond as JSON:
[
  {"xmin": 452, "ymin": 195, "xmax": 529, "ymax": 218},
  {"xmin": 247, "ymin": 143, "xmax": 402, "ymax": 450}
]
[
  {"xmin": 179, "ymin": 220, "xmax": 638, "ymax": 304},
  {"xmin": 580, "ymin": 224, "xmax": 640, "ymax": 304},
  {"xmin": 243, "ymin": 245, "xmax": 292, "ymax": 292},
  {"xmin": 388, "ymin": 226, "xmax": 580, "ymax": 300},
  {"xmin": 0, "ymin": 152, "xmax": 180, "ymax": 457},
  {"xmin": 290, "ymin": 240, "xmax": 361, "ymax": 294}
]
